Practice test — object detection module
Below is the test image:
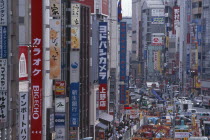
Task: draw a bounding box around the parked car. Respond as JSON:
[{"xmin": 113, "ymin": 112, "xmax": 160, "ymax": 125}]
[{"xmin": 192, "ymin": 96, "xmax": 202, "ymax": 107}]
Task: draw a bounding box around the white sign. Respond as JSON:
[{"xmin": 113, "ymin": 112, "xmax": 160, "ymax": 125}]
[
  {"xmin": 0, "ymin": 0, "xmax": 7, "ymax": 25},
  {"xmin": 19, "ymin": 81, "xmax": 29, "ymax": 92},
  {"xmin": 71, "ymin": 4, "xmax": 80, "ymax": 25},
  {"xmin": 55, "ymin": 98, "xmax": 66, "ymax": 112},
  {"xmin": 152, "ymin": 37, "xmax": 163, "ymax": 46},
  {"xmin": 0, "ymin": 59, "xmax": 7, "ymax": 90},
  {"xmin": 151, "ymin": 9, "xmax": 164, "ymax": 17},
  {"xmin": 50, "ymin": 0, "xmax": 61, "ymax": 17},
  {"xmin": 55, "ymin": 126, "xmax": 65, "ymax": 140},
  {"xmin": 0, "ymin": 91, "xmax": 7, "ymax": 122},
  {"xmin": 19, "ymin": 92, "xmax": 29, "ymax": 140},
  {"xmin": 70, "ymin": 51, "xmax": 80, "ymax": 83},
  {"xmin": 175, "ymin": 132, "xmax": 189, "ymax": 138}
]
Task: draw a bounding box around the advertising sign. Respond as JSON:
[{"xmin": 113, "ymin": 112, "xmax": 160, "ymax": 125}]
[
  {"xmin": 151, "ymin": 17, "xmax": 164, "ymax": 24},
  {"xmin": 98, "ymin": 22, "xmax": 107, "ymax": 84},
  {"xmin": 55, "ymin": 114, "xmax": 65, "ymax": 140},
  {"xmin": 55, "ymin": 98, "xmax": 66, "ymax": 113},
  {"xmin": 19, "ymin": 92, "xmax": 29, "ymax": 140},
  {"xmin": 50, "ymin": 0, "xmax": 61, "ymax": 17},
  {"xmin": 175, "ymin": 132, "xmax": 189, "ymax": 138},
  {"xmin": 0, "ymin": 0, "xmax": 7, "ymax": 25},
  {"xmin": 50, "ymin": 19, "xmax": 61, "ymax": 79},
  {"xmin": 0, "ymin": 91, "xmax": 7, "ymax": 122},
  {"xmin": 98, "ymin": 22, "xmax": 108, "ymax": 110},
  {"xmin": 99, "ymin": 84, "xmax": 107, "ymax": 110},
  {"xmin": 55, "ymin": 81, "xmax": 66, "ymax": 96},
  {"xmin": 19, "ymin": 46, "xmax": 28, "ymax": 81},
  {"xmin": 71, "ymin": 3, "xmax": 80, "ymax": 26},
  {"xmin": 120, "ymin": 22, "xmax": 127, "ymax": 81},
  {"xmin": 151, "ymin": 9, "xmax": 164, "ymax": 17},
  {"xmin": 173, "ymin": 6, "xmax": 180, "ymax": 34},
  {"xmin": 0, "ymin": 59, "xmax": 7, "ymax": 90},
  {"xmin": 31, "ymin": 0, "xmax": 43, "ymax": 138},
  {"xmin": 70, "ymin": 51, "xmax": 80, "ymax": 83},
  {"xmin": 70, "ymin": 83, "xmax": 80, "ymax": 127},
  {"xmin": 154, "ymin": 51, "xmax": 158, "ymax": 70},
  {"xmin": 0, "ymin": 26, "xmax": 7, "ymax": 58},
  {"xmin": 71, "ymin": 26, "xmax": 80, "ymax": 49},
  {"xmin": 152, "ymin": 37, "xmax": 163, "ymax": 46}
]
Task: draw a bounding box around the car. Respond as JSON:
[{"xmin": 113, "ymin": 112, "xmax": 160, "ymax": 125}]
[{"xmin": 192, "ymin": 96, "xmax": 202, "ymax": 107}]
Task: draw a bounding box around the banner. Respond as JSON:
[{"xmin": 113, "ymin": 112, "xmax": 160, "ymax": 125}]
[
  {"xmin": 70, "ymin": 51, "xmax": 80, "ymax": 83},
  {"xmin": 0, "ymin": 26, "xmax": 7, "ymax": 58},
  {"xmin": 0, "ymin": 59, "xmax": 7, "ymax": 90},
  {"xmin": 19, "ymin": 92, "xmax": 29, "ymax": 140},
  {"xmin": 31, "ymin": 0, "xmax": 43, "ymax": 138},
  {"xmin": 70, "ymin": 83, "xmax": 80, "ymax": 127},
  {"xmin": 0, "ymin": 0, "xmax": 7, "ymax": 26},
  {"xmin": 19, "ymin": 46, "xmax": 28, "ymax": 81},
  {"xmin": 55, "ymin": 98, "xmax": 66, "ymax": 113},
  {"xmin": 55, "ymin": 81, "xmax": 66, "ymax": 96},
  {"xmin": 50, "ymin": 0, "xmax": 61, "ymax": 17},
  {"xmin": 120, "ymin": 22, "xmax": 127, "ymax": 104},
  {"xmin": 50, "ymin": 19, "xmax": 61, "ymax": 79},
  {"xmin": 151, "ymin": 17, "xmax": 164, "ymax": 24},
  {"xmin": 0, "ymin": 91, "xmax": 7, "ymax": 122}
]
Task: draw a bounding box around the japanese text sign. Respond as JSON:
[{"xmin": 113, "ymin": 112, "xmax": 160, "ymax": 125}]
[
  {"xmin": 71, "ymin": 4, "xmax": 80, "ymax": 25},
  {"xmin": 0, "ymin": 91, "xmax": 7, "ymax": 122},
  {"xmin": 0, "ymin": 26, "xmax": 7, "ymax": 58},
  {"xmin": 0, "ymin": 0, "xmax": 7, "ymax": 25},
  {"xmin": 70, "ymin": 83, "xmax": 80, "ymax": 127},
  {"xmin": 50, "ymin": 0, "xmax": 61, "ymax": 18},
  {"xmin": 99, "ymin": 84, "xmax": 107, "ymax": 110},
  {"xmin": 0, "ymin": 59, "xmax": 7, "ymax": 90}
]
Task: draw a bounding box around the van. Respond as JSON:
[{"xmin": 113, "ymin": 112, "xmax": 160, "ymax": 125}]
[{"xmin": 188, "ymin": 137, "xmax": 208, "ymax": 140}]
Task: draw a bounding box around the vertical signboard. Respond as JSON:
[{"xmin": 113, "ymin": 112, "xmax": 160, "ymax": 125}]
[
  {"xmin": 0, "ymin": 0, "xmax": 7, "ymax": 25},
  {"xmin": 0, "ymin": 91, "xmax": 7, "ymax": 122},
  {"xmin": 31, "ymin": 0, "xmax": 43, "ymax": 138},
  {"xmin": 186, "ymin": 45, "xmax": 190, "ymax": 74},
  {"xmin": 19, "ymin": 92, "xmax": 29, "ymax": 140},
  {"xmin": 0, "ymin": 59, "xmax": 7, "ymax": 90},
  {"xmin": 55, "ymin": 81, "xmax": 66, "ymax": 96},
  {"xmin": 120, "ymin": 22, "xmax": 127, "ymax": 104},
  {"xmin": 69, "ymin": 83, "xmax": 80, "ymax": 127},
  {"xmin": 70, "ymin": 51, "xmax": 80, "ymax": 83},
  {"xmin": 71, "ymin": 4, "xmax": 80, "ymax": 26},
  {"xmin": 98, "ymin": 22, "xmax": 107, "ymax": 110},
  {"xmin": 55, "ymin": 113, "xmax": 65, "ymax": 140},
  {"xmin": 102, "ymin": 0, "xmax": 109, "ymax": 15},
  {"xmin": 50, "ymin": 0, "xmax": 61, "ymax": 18},
  {"xmin": 19, "ymin": 46, "xmax": 28, "ymax": 81},
  {"xmin": 173, "ymin": 6, "xmax": 180, "ymax": 34},
  {"xmin": 76, "ymin": 0, "xmax": 94, "ymax": 13},
  {"xmin": 154, "ymin": 51, "xmax": 158, "ymax": 70},
  {"xmin": 55, "ymin": 98, "xmax": 66, "ymax": 113},
  {"xmin": 50, "ymin": 19, "xmax": 61, "ymax": 79},
  {"xmin": 71, "ymin": 27, "xmax": 80, "ymax": 49},
  {"xmin": 0, "ymin": 26, "xmax": 7, "ymax": 58}
]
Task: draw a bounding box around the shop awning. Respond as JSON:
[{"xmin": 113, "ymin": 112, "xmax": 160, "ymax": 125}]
[
  {"xmin": 96, "ymin": 122, "xmax": 108, "ymax": 130},
  {"xmin": 99, "ymin": 113, "xmax": 113, "ymax": 122}
]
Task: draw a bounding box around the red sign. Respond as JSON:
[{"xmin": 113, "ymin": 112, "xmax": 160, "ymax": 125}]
[
  {"xmin": 19, "ymin": 46, "xmax": 28, "ymax": 81},
  {"xmin": 31, "ymin": 0, "xmax": 43, "ymax": 139},
  {"xmin": 173, "ymin": 6, "xmax": 180, "ymax": 34},
  {"xmin": 77, "ymin": 0, "xmax": 94, "ymax": 13},
  {"xmin": 102, "ymin": 0, "xmax": 109, "ymax": 15},
  {"xmin": 99, "ymin": 84, "xmax": 107, "ymax": 110},
  {"xmin": 55, "ymin": 81, "xmax": 66, "ymax": 96},
  {"xmin": 152, "ymin": 37, "xmax": 163, "ymax": 46}
]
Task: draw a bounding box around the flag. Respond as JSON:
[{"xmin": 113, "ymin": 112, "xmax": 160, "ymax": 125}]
[{"xmin": 118, "ymin": 0, "xmax": 122, "ymax": 22}]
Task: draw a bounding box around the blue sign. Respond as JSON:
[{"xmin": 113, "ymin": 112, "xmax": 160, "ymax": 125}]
[
  {"xmin": 0, "ymin": 26, "xmax": 7, "ymax": 58},
  {"xmin": 186, "ymin": 54, "xmax": 190, "ymax": 74},
  {"xmin": 98, "ymin": 22, "xmax": 107, "ymax": 84},
  {"xmin": 70, "ymin": 83, "xmax": 80, "ymax": 127},
  {"xmin": 197, "ymin": 25, "xmax": 202, "ymax": 46},
  {"xmin": 55, "ymin": 113, "xmax": 65, "ymax": 126},
  {"xmin": 71, "ymin": 62, "xmax": 78, "ymax": 69},
  {"xmin": 144, "ymin": 50, "xmax": 147, "ymax": 60}
]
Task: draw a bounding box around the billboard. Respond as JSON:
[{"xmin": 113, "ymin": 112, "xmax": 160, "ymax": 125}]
[
  {"xmin": 152, "ymin": 37, "xmax": 163, "ymax": 46},
  {"xmin": 0, "ymin": 59, "xmax": 7, "ymax": 90},
  {"xmin": 151, "ymin": 17, "xmax": 164, "ymax": 24},
  {"xmin": 55, "ymin": 113, "xmax": 65, "ymax": 140},
  {"xmin": 70, "ymin": 51, "xmax": 80, "ymax": 83},
  {"xmin": 55, "ymin": 81, "xmax": 66, "ymax": 96},
  {"xmin": 55, "ymin": 98, "xmax": 66, "ymax": 113},
  {"xmin": 98, "ymin": 22, "xmax": 108, "ymax": 110},
  {"xmin": 0, "ymin": 26, "xmax": 7, "ymax": 58},
  {"xmin": 0, "ymin": 91, "xmax": 7, "ymax": 122},
  {"xmin": 31, "ymin": 0, "xmax": 43, "ymax": 138},
  {"xmin": 50, "ymin": 19, "xmax": 61, "ymax": 79},
  {"xmin": 50, "ymin": 0, "xmax": 61, "ymax": 17},
  {"xmin": 19, "ymin": 46, "xmax": 28, "ymax": 81},
  {"xmin": 151, "ymin": 9, "xmax": 164, "ymax": 17},
  {"xmin": 173, "ymin": 6, "xmax": 180, "ymax": 34},
  {"xmin": 70, "ymin": 83, "xmax": 80, "ymax": 127},
  {"xmin": 19, "ymin": 92, "xmax": 29, "ymax": 140},
  {"xmin": 0, "ymin": 0, "xmax": 7, "ymax": 25},
  {"xmin": 71, "ymin": 3, "xmax": 80, "ymax": 26}
]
